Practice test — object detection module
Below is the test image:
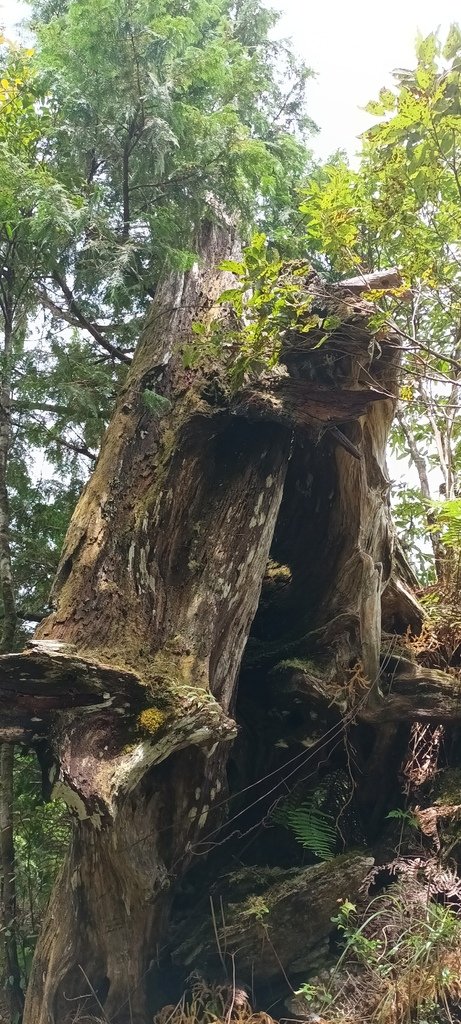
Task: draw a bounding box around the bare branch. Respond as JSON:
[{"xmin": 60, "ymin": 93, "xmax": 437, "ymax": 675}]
[{"xmin": 51, "ymin": 272, "xmax": 132, "ymax": 365}]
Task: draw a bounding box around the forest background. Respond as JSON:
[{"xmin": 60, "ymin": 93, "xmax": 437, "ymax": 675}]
[{"xmin": 1, "ymin": 0, "xmax": 461, "ymax": 1018}]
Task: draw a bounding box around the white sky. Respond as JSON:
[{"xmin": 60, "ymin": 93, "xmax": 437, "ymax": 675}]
[
  {"xmin": 276, "ymin": 0, "xmax": 461, "ymax": 158},
  {"xmin": 2, "ymin": 0, "xmax": 461, "ymax": 158}
]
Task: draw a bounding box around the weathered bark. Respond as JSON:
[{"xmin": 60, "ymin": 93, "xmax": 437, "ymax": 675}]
[
  {"xmin": 337, "ymin": 267, "xmax": 404, "ymax": 295},
  {"xmin": 22, "ymin": 219, "xmax": 293, "ymax": 1022},
  {"xmin": 172, "ymin": 855, "xmax": 373, "ymax": 981},
  {"xmin": 269, "ymin": 653, "xmax": 461, "ymax": 725},
  {"xmin": 0, "ymin": 219, "xmax": 458, "ymax": 1021}
]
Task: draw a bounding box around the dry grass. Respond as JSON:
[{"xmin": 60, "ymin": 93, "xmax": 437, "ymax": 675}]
[
  {"xmin": 405, "ymin": 616, "xmax": 461, "ymax": 670},
  {"xmin": 67, "ymin": 976, "xmax": 277, "ymax": 1024},
  {"xmin": 154, "ymin": 978, "xmax": 277, "ymax": 1024}
]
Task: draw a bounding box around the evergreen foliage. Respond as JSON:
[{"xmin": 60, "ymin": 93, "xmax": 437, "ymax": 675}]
[{"xmin": 0, "ymin": 0, "xmax": 316, "ymax": 618}]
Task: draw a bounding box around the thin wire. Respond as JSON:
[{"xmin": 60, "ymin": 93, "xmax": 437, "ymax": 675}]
[
  {"xmin": 123, "ymin": 639, "xmax": 401, "ymax": 864},
  {"xmin": 59, "ymin": 640, "xmax": 403, "ymax": 1018}
]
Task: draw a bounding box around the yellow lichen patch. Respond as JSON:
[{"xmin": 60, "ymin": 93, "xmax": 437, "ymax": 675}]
[{"xmin": 138, "ymin": 706, "xmax": 169, "ymax": 733}]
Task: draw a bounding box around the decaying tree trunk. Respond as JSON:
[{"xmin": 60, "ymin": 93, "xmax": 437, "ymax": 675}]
[{"xmin": 0, "ymin": 215, "xmax": 458, "ymax": 1022}]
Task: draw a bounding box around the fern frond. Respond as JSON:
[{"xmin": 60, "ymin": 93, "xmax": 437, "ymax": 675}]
[{"xmin": 273, "ymin": 797, "xmax": 336, "ymax": 860}]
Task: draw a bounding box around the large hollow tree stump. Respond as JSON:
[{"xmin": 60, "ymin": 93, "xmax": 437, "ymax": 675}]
[{"xmin": 0, "ymin": 216, "xmax": 457, "ymax": 1022}]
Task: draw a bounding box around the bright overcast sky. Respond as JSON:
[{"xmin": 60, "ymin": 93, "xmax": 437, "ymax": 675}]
[
  {"xmin": 278, "ymin": 0, "xmax": 461, "ymax": 157},
  {"xmin": 1, "ymin": 0, "xmax": 461, "ymax": 158}
]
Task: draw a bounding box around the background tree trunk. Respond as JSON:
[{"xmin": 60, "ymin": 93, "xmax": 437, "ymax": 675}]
[
  {"xmin": 0, "ymin": 745, "xmax": 23, "ymax": 1021},
  {"xmin": 0, "ymin": 302, "xmax": 23, "ymax": 1021}
]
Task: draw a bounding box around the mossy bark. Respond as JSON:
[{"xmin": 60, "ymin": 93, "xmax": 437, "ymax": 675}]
[{"xmin": 172, "ymin": 855, "xmax": 374, "ymax": 980}]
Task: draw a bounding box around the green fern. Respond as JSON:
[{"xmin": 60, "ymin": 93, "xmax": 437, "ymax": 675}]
[{"xmin": 273, "ymin": 797, "xmax": 336, "ymax": 860}]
